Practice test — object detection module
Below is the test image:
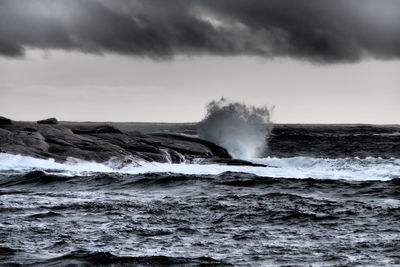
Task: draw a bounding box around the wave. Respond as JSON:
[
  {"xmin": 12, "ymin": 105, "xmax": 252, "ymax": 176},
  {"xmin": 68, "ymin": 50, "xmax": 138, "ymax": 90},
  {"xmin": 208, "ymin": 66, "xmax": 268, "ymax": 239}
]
[
  {"xmin": 2, "ymin": 170, "xmax": 399, "ymax": 197},
  {"xmin": 0, "ymin": 153, "xmax": 399, "ymax": 181},
  {"xmin": 198, "ymin": 98, "xmax": 271, "ymax": 159},
  {"xmin": 252, "ymin": 156, "xmax": 400, "ymax": 181},
  {"xmin": 4, "ymin": 249, "xmax": 229, "ymax": 266}
]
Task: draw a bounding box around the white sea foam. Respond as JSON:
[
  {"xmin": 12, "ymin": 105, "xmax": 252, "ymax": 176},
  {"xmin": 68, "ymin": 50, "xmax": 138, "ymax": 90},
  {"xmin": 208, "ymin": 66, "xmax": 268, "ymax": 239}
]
[
  {"xmin": 0, "ymin": 153, "xmax": 399, "ymax": 181},
  {"xmin": 0, "ymin": 153, "xmax": 115, "ymax": 176}
]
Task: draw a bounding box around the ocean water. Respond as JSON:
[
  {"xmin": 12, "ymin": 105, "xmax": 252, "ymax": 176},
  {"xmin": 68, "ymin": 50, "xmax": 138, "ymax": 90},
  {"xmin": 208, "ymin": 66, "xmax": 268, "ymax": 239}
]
[{"xmin": 1, "ymin": 124, "xmax": 399, "ymax": 266}]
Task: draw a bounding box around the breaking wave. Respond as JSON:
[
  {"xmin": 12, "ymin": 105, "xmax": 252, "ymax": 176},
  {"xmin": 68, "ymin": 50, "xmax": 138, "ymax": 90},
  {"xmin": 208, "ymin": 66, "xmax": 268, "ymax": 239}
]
[
  {"xmin": 0, "ymin": 153, "xmax": 398, "ymax": 181},
  {"xmin": 198, "ymin": 98, "xmax": 272, "ymax": 159}
]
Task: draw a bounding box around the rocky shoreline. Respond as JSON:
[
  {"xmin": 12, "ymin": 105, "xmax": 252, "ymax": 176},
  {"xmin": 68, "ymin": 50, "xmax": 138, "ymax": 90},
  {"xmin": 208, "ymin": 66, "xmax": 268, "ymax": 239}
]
[{"xmin": 0, "ymin": 116, "xmax": 264, "ymax": 167}]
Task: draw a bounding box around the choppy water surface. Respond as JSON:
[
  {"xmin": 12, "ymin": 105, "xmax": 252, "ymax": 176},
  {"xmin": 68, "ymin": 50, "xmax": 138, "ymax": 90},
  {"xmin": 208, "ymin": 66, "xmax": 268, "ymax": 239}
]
[{"xmin": 1, "ymin": 124, "xmax": 400, "ymax": 266}]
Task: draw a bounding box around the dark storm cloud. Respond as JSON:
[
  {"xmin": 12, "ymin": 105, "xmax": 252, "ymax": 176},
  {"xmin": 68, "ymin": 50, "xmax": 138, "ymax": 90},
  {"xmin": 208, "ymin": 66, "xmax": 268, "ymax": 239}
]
[{"xmin": 0, "ymin": 0, "xmax": 399, "ymax": 62}]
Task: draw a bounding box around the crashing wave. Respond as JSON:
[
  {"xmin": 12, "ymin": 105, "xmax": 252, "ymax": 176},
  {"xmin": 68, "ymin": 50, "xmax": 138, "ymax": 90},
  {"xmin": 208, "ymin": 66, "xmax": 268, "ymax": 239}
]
[
  {"xmin": 198, "ymin": 98, "xmax": 272, "ymax": 159},
  {"xmin": 0, "ymin": 153, "xmax": 398, "ymax": 181}
]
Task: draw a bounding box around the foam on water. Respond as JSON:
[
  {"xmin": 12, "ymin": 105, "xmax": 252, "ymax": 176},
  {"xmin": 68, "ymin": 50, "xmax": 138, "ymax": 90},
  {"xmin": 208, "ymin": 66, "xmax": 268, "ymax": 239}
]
[
  {"xmin": 0, "ymin": 153, "xmax": 399, "ymax": 181},
  {"xmin": 0, "ymin": 153, "xmax": 115, "ymax": 175},
  {"xmin": 252, "ymin": 157, "xmax": 400, "ymax": 181}
]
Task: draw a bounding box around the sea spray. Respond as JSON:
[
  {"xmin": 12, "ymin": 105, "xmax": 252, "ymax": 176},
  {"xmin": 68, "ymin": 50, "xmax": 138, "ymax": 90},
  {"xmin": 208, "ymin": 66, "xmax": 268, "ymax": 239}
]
[{"xmin": 198, "ymin": 98, "xmax": 272, "ymax": 159}]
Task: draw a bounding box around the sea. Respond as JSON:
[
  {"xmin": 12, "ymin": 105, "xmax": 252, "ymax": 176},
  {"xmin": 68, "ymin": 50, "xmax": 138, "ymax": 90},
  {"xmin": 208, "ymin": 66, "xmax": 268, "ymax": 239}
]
[{"xmin": 1, "ymin": 124, "xmax": 399, "ymax": 266}]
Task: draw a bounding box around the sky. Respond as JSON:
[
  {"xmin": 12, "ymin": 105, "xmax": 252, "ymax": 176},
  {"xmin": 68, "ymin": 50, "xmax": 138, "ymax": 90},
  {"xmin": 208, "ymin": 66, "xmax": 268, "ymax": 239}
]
[{"xmin": 0, "ymin": 0, "xmax": 399, "ymax": 124}]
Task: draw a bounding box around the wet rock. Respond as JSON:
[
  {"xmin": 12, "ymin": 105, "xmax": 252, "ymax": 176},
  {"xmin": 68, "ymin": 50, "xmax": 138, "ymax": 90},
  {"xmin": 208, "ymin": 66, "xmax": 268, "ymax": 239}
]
[
  {"xmin": 0, "ymin": 119, "xmax": 261, "ymax": 167},
  {"xmin": 200, "ymin": 158, "xmax": 270, "ymax": 167},
  {"xmin": 37, "ymin": 118, "xmax": 59, "ymax": 124},
  {"xmin": 150, "ymin": 133, "xmax": 231, "ymax": 159}
]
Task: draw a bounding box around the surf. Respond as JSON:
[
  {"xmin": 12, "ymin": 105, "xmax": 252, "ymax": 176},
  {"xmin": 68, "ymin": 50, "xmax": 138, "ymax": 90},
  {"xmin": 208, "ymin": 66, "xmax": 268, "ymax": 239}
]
[
  {"xmin": 1, "ymin": 153, "xmax": 398, "ymax": 181},
  {"xmin": 198, "ymin": 98, "xmax": 272, "ymax": 159}
]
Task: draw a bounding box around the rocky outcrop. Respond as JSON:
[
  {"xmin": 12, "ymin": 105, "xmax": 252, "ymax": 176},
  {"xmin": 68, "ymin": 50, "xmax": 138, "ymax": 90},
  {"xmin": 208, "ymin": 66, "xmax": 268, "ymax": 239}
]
[
  {"xmin": 0, "ymin": 120, "xmax": 264, "ymax": 166},
  {"xmin": 37, "ymin": 118, "xmax": 59, "ymax": 124},
  {"xmin": 0, "ymin": 116, "xmax": 12, "ymax": 125}
]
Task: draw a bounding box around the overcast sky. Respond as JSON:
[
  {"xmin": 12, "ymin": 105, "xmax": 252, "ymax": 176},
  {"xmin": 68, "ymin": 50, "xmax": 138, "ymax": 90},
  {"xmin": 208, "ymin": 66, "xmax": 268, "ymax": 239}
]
[{"xmin": 0, "ymin": 0, "xmax": 399, "ymax": 123}]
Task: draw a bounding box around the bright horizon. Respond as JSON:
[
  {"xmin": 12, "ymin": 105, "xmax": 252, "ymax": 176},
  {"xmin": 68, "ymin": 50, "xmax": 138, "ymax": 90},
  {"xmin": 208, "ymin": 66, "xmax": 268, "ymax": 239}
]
[{"xmin": 1, "ymin": 50, "xmax": 399, "ymax": 125}]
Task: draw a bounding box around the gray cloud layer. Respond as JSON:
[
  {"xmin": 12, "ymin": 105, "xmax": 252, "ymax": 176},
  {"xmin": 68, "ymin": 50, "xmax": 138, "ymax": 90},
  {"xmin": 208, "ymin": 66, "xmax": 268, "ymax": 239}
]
[{"xmin": 1, "ymin": 0, "xmax": 399, "ymax": 62}]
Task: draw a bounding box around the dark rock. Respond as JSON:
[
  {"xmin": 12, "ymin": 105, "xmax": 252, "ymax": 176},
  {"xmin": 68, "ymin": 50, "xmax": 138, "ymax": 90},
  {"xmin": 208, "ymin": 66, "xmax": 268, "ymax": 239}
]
[
  {"xmin": 0, "ymin": 116, "xmax": 12, "ymax": 125},
  {"xmin": 23, "ymin": 127, "xmax": 38, "ymax": 132},
  {"xmin": 150, "ymin": 133, "xmax": 231, "ymax": 159},
  {"xmin": 0, "ymin": 120, "xmax": 267, "ymax": 166},
  {"xmin": 71, "ymin": 125, "xmax": 122, "ymax": 134},
  {"xmin": 37, "ymin": 118, "xmax": 58, "ymax": 124},
  {"xmin": 95, "ymin": 125, "xmax": 123, "ymax": 134},
  {"xmin": 200, "ymin": 158, "xmax": 271, "ymax": 167}
]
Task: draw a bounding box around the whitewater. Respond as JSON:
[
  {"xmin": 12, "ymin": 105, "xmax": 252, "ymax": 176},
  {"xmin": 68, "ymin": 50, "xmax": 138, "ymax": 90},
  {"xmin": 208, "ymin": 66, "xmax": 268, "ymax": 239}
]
[{"xmin": 0, "ymin": 153, "xmax": 399, "ymax": 181}]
